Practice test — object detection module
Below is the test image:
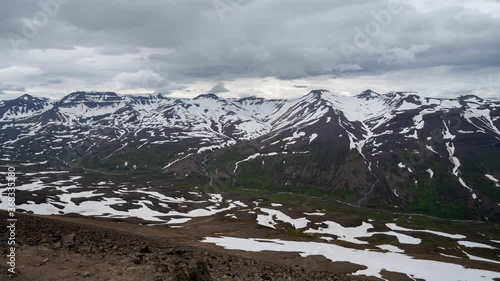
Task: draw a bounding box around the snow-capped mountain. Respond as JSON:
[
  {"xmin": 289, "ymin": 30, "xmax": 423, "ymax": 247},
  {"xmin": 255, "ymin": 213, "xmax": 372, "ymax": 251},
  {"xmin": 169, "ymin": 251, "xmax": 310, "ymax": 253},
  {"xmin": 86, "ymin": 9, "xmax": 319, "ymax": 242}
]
[
  {"xmin": 0, "ymin": 94, "xmax": 51, "ymax": 121},
  {"xmin": 1, "ymin": 90, "xmax": 499, "ymax": 220}
]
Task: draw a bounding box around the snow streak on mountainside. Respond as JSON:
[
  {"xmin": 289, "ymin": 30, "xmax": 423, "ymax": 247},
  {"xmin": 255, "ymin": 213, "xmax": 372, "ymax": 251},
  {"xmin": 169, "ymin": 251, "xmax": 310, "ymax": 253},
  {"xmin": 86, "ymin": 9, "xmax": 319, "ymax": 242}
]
[{"xmin": 1, "ymin": 90, "xmax": 500, "ymax": 220}]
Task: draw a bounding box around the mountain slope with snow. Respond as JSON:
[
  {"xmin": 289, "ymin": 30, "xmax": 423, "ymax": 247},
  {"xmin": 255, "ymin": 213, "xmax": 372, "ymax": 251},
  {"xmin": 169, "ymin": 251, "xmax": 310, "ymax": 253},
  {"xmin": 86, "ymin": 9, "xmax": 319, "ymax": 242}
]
[{"xmin": 1, "ymin": 90, "xmax": 499, "ymax": 220}]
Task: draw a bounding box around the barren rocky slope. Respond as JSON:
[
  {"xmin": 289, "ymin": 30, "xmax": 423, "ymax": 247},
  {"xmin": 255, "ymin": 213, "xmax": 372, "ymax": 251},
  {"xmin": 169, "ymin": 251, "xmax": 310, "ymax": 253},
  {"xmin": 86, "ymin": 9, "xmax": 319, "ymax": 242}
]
[{"xmin": 0, "ymin": 211, "xmax": 369, "ymax": 281}]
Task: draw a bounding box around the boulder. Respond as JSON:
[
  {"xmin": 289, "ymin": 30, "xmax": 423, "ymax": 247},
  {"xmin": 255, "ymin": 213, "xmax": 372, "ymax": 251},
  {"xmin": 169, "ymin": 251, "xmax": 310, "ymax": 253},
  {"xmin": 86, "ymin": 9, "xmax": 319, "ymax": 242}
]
[{"xmin": 188, "ymin": 260, "xmax": 212, "ymax": 281}]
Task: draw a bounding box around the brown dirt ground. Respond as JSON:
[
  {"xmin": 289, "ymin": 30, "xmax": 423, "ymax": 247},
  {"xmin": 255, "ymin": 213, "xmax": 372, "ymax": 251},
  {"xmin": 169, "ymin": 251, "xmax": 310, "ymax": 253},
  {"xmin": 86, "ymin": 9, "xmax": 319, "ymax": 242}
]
[{"xmin": 0, "ymin": 211, "xmax": 372, "ymax": 281}]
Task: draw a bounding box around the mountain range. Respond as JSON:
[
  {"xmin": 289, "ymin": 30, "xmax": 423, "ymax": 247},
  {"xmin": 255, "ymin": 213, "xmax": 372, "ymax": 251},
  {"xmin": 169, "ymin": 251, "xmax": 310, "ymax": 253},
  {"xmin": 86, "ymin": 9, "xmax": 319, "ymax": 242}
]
[{"xmin": 1, "ymin": 90, "xmax": 499, "ymax": 221}]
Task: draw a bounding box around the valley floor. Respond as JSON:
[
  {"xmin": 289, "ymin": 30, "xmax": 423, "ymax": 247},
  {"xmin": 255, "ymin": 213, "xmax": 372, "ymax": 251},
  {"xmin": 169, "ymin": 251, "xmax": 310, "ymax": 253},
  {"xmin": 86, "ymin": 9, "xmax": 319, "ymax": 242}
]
[{"xmin": 2, "ymin": 170, "xmax": 500, "ymax": 280}]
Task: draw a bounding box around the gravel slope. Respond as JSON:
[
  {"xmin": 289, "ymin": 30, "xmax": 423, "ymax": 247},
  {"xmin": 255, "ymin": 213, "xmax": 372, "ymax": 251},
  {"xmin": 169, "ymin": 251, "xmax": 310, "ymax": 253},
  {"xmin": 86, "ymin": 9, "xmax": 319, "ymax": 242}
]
[{"xmin": 0, "ymin": 212, "xmax": 369, "ymax": 281}]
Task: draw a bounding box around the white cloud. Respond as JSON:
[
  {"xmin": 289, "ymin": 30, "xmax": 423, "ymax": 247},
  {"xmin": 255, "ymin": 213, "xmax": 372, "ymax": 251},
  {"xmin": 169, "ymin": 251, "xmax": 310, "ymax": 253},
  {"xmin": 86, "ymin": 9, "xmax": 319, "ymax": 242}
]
[
  {"xmin": 0, "ymin": 66, "xmax": 43, "ymax": 81},
  {"xmin": 209, "ymin": 82, "xmax": 230, "ymax": 94},
  {"xmin": 0, "ymin": 0, "xmax": 498, "ymax": 99},
  {"xmin": 378, "ymin": 45, "xmax": 432, "ymax": 64},
  {"xmin": 113, "ymin": 70, "xmax": 168, "ymax": 91}
]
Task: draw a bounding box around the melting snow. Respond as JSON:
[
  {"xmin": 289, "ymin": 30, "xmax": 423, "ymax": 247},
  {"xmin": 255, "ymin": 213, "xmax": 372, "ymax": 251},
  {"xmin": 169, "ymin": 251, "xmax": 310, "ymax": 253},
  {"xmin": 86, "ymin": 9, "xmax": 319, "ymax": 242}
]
[
  {"xmin": 304, "ymin": 220, "xmax": 422, "ymax": 245},
  {"xmin": 485, "ymin": 174, "xmax": 500, "ymax": 187},
  {"xmin": 257, "ymin": 208, "xmax": 309, "ymax": 229},
  {"xmin": 309, "ymin": 133, "xmax": 318, "ymax": 144},
  {"xmin": 233, "ymin": 201, "xmax": 248, "ymax": 208},
  {"xmin": 303, "ymin": 212, "xmax": 325, "ymax": 216},
  {"xmin": 461, "ymin": 249, "xmax": 500, "ymax": 265},
  {"xmin": 386, "ymin": 223, "xmax": 466, "ymax": 239},
  {"xmin": 304, "ymin": 221, "xmax": 374, "ymax": 244},
  {"xmin": 167, "ymin": 218, "xmax": 191, "ymax": 225},
  {"xmin": 426, "ymin": 169, "xmax": 434, "ymax": 178},
  {"xmin": 202, "ymin": 237, "xmax": 500, "ymax": 281},
  {"xmin": 458, "ymin": 241, "xmax": 497, "ymax": 249},
  {"xmin": 376, "ymin": 244, "xmax": 405, "ymax": 253}
]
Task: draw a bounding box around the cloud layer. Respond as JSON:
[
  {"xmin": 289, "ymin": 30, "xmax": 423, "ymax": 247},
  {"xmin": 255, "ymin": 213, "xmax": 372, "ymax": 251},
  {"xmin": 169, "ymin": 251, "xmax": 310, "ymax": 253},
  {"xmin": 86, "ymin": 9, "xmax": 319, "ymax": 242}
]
[{"xmin": 0, "ymin": 0, "xmax": 499, "ymax": 99}]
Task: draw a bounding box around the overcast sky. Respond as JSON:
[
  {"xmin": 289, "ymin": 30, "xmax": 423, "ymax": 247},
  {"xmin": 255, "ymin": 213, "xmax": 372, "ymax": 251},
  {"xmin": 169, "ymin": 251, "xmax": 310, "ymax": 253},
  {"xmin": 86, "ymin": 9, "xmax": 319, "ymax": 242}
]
[{"xmin": 0, "ymin": 0, "xmax": 499, "ymax": 100}]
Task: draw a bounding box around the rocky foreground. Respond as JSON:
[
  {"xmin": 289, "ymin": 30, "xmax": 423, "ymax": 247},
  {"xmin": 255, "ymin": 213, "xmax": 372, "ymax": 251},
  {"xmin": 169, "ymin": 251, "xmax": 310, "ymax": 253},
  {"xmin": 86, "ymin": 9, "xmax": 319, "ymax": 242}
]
[{"xmin": 0, "ymin": 212, "xmax": 368, "ymax": 281}]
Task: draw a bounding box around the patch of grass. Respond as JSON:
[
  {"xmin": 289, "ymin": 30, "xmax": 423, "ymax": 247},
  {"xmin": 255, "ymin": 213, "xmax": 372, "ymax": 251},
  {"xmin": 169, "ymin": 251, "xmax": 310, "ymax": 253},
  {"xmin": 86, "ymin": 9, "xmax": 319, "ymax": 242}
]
[
  {"xmin": 331, "ymin": 189, "xmax": 361, "ymax": 203},
  {"xmin": 406, "ymin": 162, "xmax": 477, "ymax": 220},
  {"xmin": 460, "ymin": 158, "xmax": 500, "ymax": 202}
]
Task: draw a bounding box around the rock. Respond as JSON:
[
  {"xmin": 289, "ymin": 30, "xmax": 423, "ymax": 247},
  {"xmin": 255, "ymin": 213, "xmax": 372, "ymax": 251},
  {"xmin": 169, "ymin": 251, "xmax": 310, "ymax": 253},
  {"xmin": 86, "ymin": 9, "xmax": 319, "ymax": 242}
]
[
  {"xmin": 83, "ymin": 271, "xmax": 91, "ymax": 278},
  {"xmin": 188, "ymin": 260, "xmax": 212, "ymax": 281},
  {"xmin": 78, "ymin": 244, "xmax": 92, "ymax": 253},
  {"xmin": 52, "ymin": 240, "xmax": 62, "ymax": 249},
  {"xmin": 260, "ymin": 273, "xmax": 272, "ymax": 280},
  {"xmin": 48, "ymin": 234, "xmax": 61, "ymax": 243},
  {"xmin": 139, "ymin": 245, "xmax": 150, "ymax": 253},
  {"xmin": 171, "ymin": 265, "xmax": 190, "ymax": 281},
  {"xmin": 132, "ymin": 254, "xmax": 144, "ymax": 265},
  {"xmin": 166, "ymin": 249, "xmax": 187, "ymax": 255},
  {"xmin": 61, "ymin": 233, "xmax": 75, "ymax": 248},
  {"xmin": 157, "ymin": 264, "xmax": 169, "ymax": 273}
]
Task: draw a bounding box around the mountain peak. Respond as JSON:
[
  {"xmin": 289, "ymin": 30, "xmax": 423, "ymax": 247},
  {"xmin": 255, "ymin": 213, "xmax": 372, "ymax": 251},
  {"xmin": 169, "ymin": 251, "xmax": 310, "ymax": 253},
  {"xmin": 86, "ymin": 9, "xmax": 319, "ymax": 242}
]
[
  {"xmin": 236, "ymin": 96, "xmax": 263, "ymax": 102},
  {"xmin": 303, "ymin": 90, "xmax": 331, "ymax": 100},
  {"xmin": 385, "ymin": 91, "xmax": 417, "ymax": 98},
  {"xmin": 58, "ymin": 91, "xmax": 123, "ymax": 105},
  {"xmin": 132, "ymin": 93, "xmax": 168, "ymax": 99},
  {"xmin": 356, "ymin": 89, "xmax": 380, "ymax": 100},
  {"xmin": 193, "ymin": 93, "xmax": 220, "ymax": 100},
  {"xmin": 63, "ymin": 91, "xmax": 120, "ymax": 99},
  {"xmin": 308, "ymin": 89, "xmax": 330, "ymax": 96},
  {"xmin": 16, "ymin": 94, "xmax": 35, "ymax": 100},
  {"xmin": 14, "ymin": 94, "xmax": 47, "ymax": 103}
]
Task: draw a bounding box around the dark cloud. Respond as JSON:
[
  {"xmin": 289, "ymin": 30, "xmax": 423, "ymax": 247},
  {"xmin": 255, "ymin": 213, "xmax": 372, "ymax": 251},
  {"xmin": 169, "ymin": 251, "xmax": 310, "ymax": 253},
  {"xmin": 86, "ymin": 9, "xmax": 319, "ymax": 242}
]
[
  {"xmin": 46, "ymin": 79, "xmax": 64, "ymax": 84},
  {"xmin": 0, "ymin": 83, "xmax": 26, "ymax": 94},
  {"xmin": 0, "ymin": 0, "xmax": 498, "ymax": 98}
]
